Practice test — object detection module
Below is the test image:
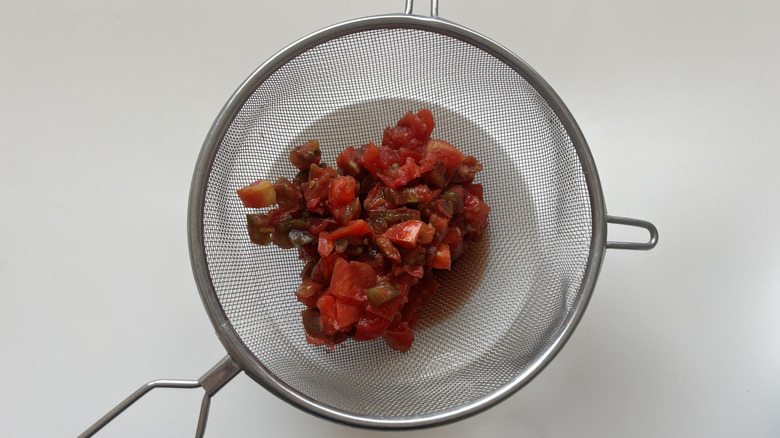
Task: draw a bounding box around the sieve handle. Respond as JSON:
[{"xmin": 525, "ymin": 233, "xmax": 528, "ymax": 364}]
[
  {"xmin": 79, "ymin": 355, "xmax": 241, "ymax": 438},
  {"xmin": 404, "ymin": 0, "xmax": 439, "ymax": 17},
  {"xmin": 606, "ymin": 215, "xmax": 658, "ymax": 250}
]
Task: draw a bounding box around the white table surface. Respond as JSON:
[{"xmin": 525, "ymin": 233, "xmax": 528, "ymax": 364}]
[{"xmin": 2, "ymin": 1, "xmax": 779, "ymax": 437}]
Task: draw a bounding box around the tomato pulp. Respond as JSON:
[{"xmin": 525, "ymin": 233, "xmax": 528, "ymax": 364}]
[{"xmin": 237, "ymin": 109, "xmax": 490, "ymax": 352}]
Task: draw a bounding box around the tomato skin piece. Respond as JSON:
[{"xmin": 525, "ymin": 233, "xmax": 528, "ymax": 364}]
[
  {"xmin": 237, "ymin": 179, "xmax": 277, "ymax": 208},
  {"xmin": 385, "ymin": 220, "xmax": 424, "ymax": 248}
]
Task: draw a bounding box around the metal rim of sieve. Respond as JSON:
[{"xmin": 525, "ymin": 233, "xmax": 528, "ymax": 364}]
[{"xmin": 189, "ymin": 10, "xmax": 605, "ymax": 430}]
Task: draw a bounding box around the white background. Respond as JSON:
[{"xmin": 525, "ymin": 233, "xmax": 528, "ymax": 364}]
[{"xmin": 2, "ymin": 0, "xmax": 779, "ymax": 437}]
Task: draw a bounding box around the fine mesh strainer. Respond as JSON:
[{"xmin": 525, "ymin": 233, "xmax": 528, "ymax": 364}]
[{"xmin": 81, "ymin": 1, "xmax": 658, "ymax": 436}]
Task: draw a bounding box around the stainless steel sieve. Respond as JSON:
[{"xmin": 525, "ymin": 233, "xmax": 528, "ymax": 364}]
[{"xmin": 81, "ymin": 0, "xmax": 658, "ymax": 436}]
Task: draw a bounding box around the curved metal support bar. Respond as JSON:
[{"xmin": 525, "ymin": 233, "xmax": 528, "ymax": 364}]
[
  {"xmin": 80, "ymin": 355, "xmax": 241, "ymax": 437},
  {"xmin": 606, "ymin": 215, "xmax": 659, "ymax": 250},
  {"xmin": 404, "ymin": 0, "xmax": 439, "ymax": 17},
  {"xmin": 195, "ymin": 392, "xmax": 212, "ymax": 438},
  {"xmin": 79, "ymin": 379, "xmax": 200, "ymax": 437}
]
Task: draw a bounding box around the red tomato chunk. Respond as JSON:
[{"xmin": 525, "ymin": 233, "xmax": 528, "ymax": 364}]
[{"xmin": 236, "ymin": 109, "xmax": 490, "ymax": 352}]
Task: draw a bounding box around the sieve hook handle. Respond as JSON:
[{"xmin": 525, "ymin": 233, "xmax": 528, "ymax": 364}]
[
  {"xmin": 79, "ymin": 355, "xmax": 241, "ymax": 438},
  {"xmin": 606, "ymin": 215, "xmax": 658, "ymax": 250},
  {"xmin": 404, "ymin": 0, "xmax": 439, "ymax": 17}
]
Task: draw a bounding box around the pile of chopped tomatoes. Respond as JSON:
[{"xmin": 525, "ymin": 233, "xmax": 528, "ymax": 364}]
[{"xmin": 237, "ymin": 109, "xmax": 490, "ymax": 352}]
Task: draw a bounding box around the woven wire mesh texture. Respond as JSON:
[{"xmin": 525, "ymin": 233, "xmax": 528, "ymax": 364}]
[{"xmin": 200, "ymin": 26, "xmax": 593, "ymax": 419}]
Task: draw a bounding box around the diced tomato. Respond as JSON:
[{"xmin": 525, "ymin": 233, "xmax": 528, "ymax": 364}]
[
  {"xmin": 420, "ymin": 138, "xmax": 465, "ymax": 172},
  {"xmin": 464, "ymin": 182, "xmax": 484, "ymax": 199},
  {"xmin": 330, "ymin": 197, "xmax": 361, "ymax": 225},
  {"xmin": 373, "ymin": 235, "xmax": 401, "ymax": 263},
  {"xmin": 335, "ymin": 300, "xmax": 361, "ymax": 330},
  {"xmin": 390, "ymin": 184, "xmax": 433, "ymax": 205},
  {"xmin": 301, "ymin": 308, "xmax": 347, "ymax": 349},
  {"xmin": 330, "ymin": 219, "xmax": 372, "ymax": 240},
  {"xmin": 318, "ymin": 231, "xmax": 335, "ymax": 256},
  {"xmin": 402, "ymin": 271, "xmax": 438, "ymax": 327},
  {"xmin": 296, "ymin": 279, "xmax": 324, "ymax": 299},
  {"xmin": 329, "ymin": 258, "xmax": 373, "ymax": 304},
  {"xmin": 442, "ymin": 226, "xmax": 462, "ymax": 244},
  {"xmin": 311, "ymin": 252, "xmax": 345, "ymax": 284},
  {"xmin": 365, "ymin": 292, "xmax": 407, "ymax": 321},
  {"xmin": 317, "ymin": 294, "xmax": 338, "ymax": 335},
  {"xmin": 421, "ymin": 160, "xmax": 447, "ymax": 189},
  {"xmin": 318, "ymin": 220, "xmax": 372, "ymax": 256},
  {"xmin": 385, "ymin": 220, "xmax": 424, "ymax": 248},
  {"xmin": 451, "ymin": 156, "xmax": 483, "ymax": 184},
  {"xmin": 304, "ymin": 180, "xmax": 330, "ymax": 215},
  {"xmin": 336, "ymin": 146, "xmax": 363, "ymax": 177},
  {"xmin": 273, "ymin": 178, "xmax": 302, "ymax": 210},
  {"xmin": 307, "ymin": 217, "xmax": 338, "ymax": 236},
  {"xmin": 246, "ymin": 214, "xmax": 273, "ymax": 245},
  {"xmin": 418, "ymin": 223, "xmax": 435, "ymax": 245},
  {"xmin": 360, "ymin": 142, "xmax": 383, "ymax": 175},
  {"xmin": 290, "ymin": 140, "xmax": 321, "ymax": 171},
  {"xmin": 364, "ymin": 281, "xmax": 401, "ymax": 306},
  {"xmin": 383, "ymin": 109, "xmax": 435, "ymax": 150},
  {"xmin": 237, "ymin": 179, "xmax": 277, "ymax": 208},
  {"xmin": 354, "ymin": 314, "xmax": 392, "ymax": 341},
  {"xmin": 398, "ymin": 146, "xmax": 423, "ymax": 163},
  {"xmin": 429, "ymin": 244, "xmax": 451, "ymax": 270},
  {"xmin": 462, "ymin": 193, "xmax": 491, "ymax": 227},
  {"xmin": 301, "ymin": 308, "xmax": 326, "ymax": 344},
  {"xmin": 377, "ymin": 157, "xmax": 422, "ymax": 188},
  {"xmin": 401, "ymin": 264, "xmax": 425, "ymax": 278},
  {"xmin": 384, "ymin": 321, "xmax": 414, "ymax": 352},
  {"xmin": 363, "ymin": 183, "xmax": 394, "ymax": 214},
  {"xmin": 329, "ymin": 175, "xmax": 356, "ymax": 207}
]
